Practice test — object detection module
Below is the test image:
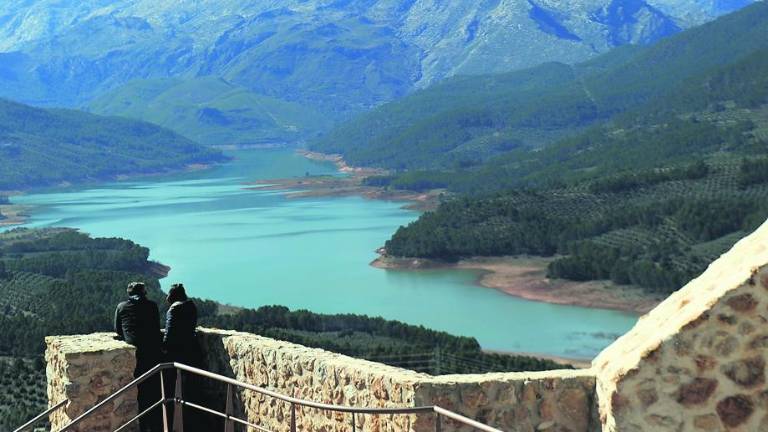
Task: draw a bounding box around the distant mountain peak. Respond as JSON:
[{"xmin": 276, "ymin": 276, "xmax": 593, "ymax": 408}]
[{"xmin": 592, "ymin": 0, "xmax": 681, "ymax": 45}]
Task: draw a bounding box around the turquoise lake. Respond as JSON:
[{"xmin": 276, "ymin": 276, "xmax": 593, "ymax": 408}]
[{"xmin": 11, "ymin": 149, "xmax": 637, "ymax": 359}]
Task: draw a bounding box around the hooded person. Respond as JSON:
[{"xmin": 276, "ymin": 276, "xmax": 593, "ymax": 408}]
[
  {"xmin": 114, "ymin": 281, "xmax": 162, "ymax": 432},
  {"xmin": 162, "ymin": 283, "xmax": 205, "ymax": 431},
  {"xmin": 163, "ymin": 283, "xmax": 202, "ymax": 367}
]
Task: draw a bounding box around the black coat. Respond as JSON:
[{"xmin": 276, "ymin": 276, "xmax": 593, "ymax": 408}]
[
  {"xmin": 114, "ymin": 294, "xmax": 162, "ymax": 372},
  {"xmin": 163, "ymin": 300, "xmax": 201, "ymax": 365}
]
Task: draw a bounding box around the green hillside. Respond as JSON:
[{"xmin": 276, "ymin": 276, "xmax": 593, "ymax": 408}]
[
  {"xmin": 367, "ymin": 5, "xmax": 768, "ymax": 295},
  {"xmin": 369, "ymin": 43, "xmax": 768, "ymax": 194},
  {"xmin": 0, "ymin": 98, "xmax": 227, "ymax": 190},
  {"xmin": 385, "ymin": 157, "xmax": 768, "ymax": 294},
  {"xmin": 311, "ymin": 2, "xmax": 768, "ymax": 171},
  {"xmin": 89, "ymin": 77, "xmax": 333, "ymax": 146}
]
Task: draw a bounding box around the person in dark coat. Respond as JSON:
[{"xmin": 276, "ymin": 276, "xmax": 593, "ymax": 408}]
[
  {"xmin": 163, "ymin": 283, "xmax": 205, "ymax": 431},
  {"xmin": 114, "ymin": 281, "xmax": 162, "ymax": 432},
  {"xmin": 163, "ymin": 283, "xmax": 202, "ymax": 367}
]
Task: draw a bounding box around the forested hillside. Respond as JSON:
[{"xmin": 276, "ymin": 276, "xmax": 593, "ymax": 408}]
[
  {"xmin": 89, "ymin": 77, "xmax": 332, "ymax": 147},
  {"xmin": 353, "ymin": 4, "xmax": 768, "ymax": 296},
  {"xmin": 0, "ymin": 99, "xmax": 227, "ymax": 190},
  {"xmin": 0, "ymin": 228, "xmax": 560, "ymax": 429},
  {"xmin": 381, "ymin": 55, "xmax": 768, "ymax": 292},
  {"xmin": 385, "ymin": 158, "xmax": 768, "ymax": 293},
  {"xmin": 311, "ymin": 2, "xmax": 768, "ymax": 170}
]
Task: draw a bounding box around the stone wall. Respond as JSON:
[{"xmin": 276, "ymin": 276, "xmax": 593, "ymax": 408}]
[
  {"xmin": 415, "ymin": 371, "xmax": 596, "ymax": 432},
  {"xmin": 45, "ymin": 329, "xmax": 596, "ymax": 432},
  {"xmin": 46, "ymin": 333, "xmax": 138, "ymax": 432},
  {"xmin": 198, "ymin": 329, "xmax": 597, "ymax": 432},
  {"xmin": 593, "ymin": 221, "xmax": 768, "ymax": 431}
]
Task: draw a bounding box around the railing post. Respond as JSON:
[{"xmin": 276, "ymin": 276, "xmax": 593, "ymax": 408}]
[
  {"xmin": 224, "ymin": 384, "xmax": 235, "ymax": 432},
  {"xmin": 160, "ymin": 370, "xmax": 170, "ymax": 432},
  {"xmin": 435, "ymin": 412, "xmax": 442, "ymax": 432},
  {"xmin": 290, "ymin": 403, "xmax": 297, "ymax": 432},
  {"xmin": 351, "ymin": 412, "xmax": 356, "ymax": 432},
  {"xmin": 173, "ymin": 369, "xmax": 184, "ymax": 432}
]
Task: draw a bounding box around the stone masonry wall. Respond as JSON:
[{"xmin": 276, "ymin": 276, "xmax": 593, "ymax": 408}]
[
  {"xmin": 415, "ymin": 371, "xmax": 597, "ymax": 432},
  {"xmin": 593, "ymin": 221, "xmax": 768, "ymax": 432},
  {"xmin": 46, "ymin": 330, "xmax": 595, "ymax": 432},
  {"xmin": 198, "ymin": 329, "xmax": 597, "ymax": 432},
  {"xmin": 46, "ymin": 333, "xmax": 138, "ymax": 432}
]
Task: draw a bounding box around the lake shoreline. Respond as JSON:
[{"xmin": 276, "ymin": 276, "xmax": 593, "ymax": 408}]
[
  {"xmin": 0, "ymin": 203, "xmax": 30, "ymax": 227},
  {"xmin": 296, "ymin": 151, "xmax": 660, "ymax": 315},
  {"xmin": 147, "ymin": 252, "xmax": 590, "ymax": 367},
  {"xmin": 13, "ymin": 148, "xmax": 635, "ymax": 358},
  {"xmin": 0, "ymin": 162, "xmax": 222, "ymax": 228},
  {"xmin": 246, "ymin": 151, "xmax": 444, "ymax": 211},
  {"xmin": 372, "ymin": 254, "xmax": 661, "ymax": 315},
  {"xmin": 482, "ymin": 349, "xmax": 593, "ymax": 369},
  {"xmin": 148, "ymin": 261, "xmax": 172, "ymax": 279}
]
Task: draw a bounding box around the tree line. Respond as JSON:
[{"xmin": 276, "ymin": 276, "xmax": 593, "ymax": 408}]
[{"xmin": 385, "ymin": 164, "xmax": 768, "ymax": 294}]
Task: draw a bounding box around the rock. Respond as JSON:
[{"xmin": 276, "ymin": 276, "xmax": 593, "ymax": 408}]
[
  {"xmin": 717, "ymin": 395, "xmax": 754, "ymax": 428},
  {"xmin": 677, "ymin": 378, "xmax": 718, "ymax": 406},
  {"xmin": 694, "ymin": 355, "xmax": 718, "ymax": 372},
  {"xmin": 721, "ymin": 357, "xmax": 765, "ymax": 388},
  {"xmin": 726, "ymin": 293, "xmax": 758, "ymax": 312},
  {"xmin": 714, "ymin": 335, "xmax": 740, "ymax": 358},
  {"xmin": 636, "ymin": 388, "xmax": 658, "ymax": 408},
  {"xmin": 693, "ymin": 414, "xmax": 720, "ymax": 431}
]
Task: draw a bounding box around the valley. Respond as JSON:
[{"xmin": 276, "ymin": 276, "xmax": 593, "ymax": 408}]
[
  {"xmin": 8, "ymin": 149, "xmax": 637, "ymax": 360},
  {"xmin": 314, "ymin": 2, "xmax": 768, "ymax": 304},
  {"xmin": 0, "ymin": 150, "xmax": 632, "ymax": 428},
  {"xmin": 0, "ymin": 0, "xmax": 767, "ymax": 430}
]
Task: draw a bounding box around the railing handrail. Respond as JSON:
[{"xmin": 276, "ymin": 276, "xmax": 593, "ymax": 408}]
[
  {"xmin": 172, "ymin": 362, "xmax": 436, "ymax": 415},
  {"xmin": 18, "ymin": 362, "xmax": 505, "ymax": 432}
]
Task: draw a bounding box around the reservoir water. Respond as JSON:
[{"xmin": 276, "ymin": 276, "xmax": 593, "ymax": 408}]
[{"xmin": 11, "ymin": 149, "xmax": 637, "ymax": 359}]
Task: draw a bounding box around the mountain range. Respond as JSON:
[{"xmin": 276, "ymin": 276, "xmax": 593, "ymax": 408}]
[
  {"xmin": 0, "ymin": 0, "xmax": 755, "ymax": 145},
  {"xmin": 311, "ymin": 1, "xmax": 768, "ymax": 173}
]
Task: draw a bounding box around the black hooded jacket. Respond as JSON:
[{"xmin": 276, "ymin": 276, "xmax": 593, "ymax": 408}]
[
  {"xmin": 114, "ymin": 294, "xmax": 161, "ymax": 351},
  {"xmin": 163, "ymin": 299, "xmax": 200, "ymax": 363}
]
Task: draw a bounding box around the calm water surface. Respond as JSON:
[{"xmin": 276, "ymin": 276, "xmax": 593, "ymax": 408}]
[{"xmin": 11, "ymin": 149, "xmax": 637, "ymax": 358}]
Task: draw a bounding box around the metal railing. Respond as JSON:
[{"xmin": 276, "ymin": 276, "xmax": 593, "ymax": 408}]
[{"xmin": 16, "ymin": 362, "xmax": 505, "ymax": 432}]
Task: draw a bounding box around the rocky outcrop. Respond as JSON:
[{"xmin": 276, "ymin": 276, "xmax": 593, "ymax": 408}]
[{"xmin": 46, "ymin": 333, "xmax": 138, "ymax": 432}]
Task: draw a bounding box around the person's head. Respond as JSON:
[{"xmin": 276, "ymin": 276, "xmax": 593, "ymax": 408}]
[
  {"xmin": 167, "ymin": 283, "xmax": 188, "ymax": 304},
  {"xmin": 127, "ymin": 282, "xmax": 146, "ymax": 297}
]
